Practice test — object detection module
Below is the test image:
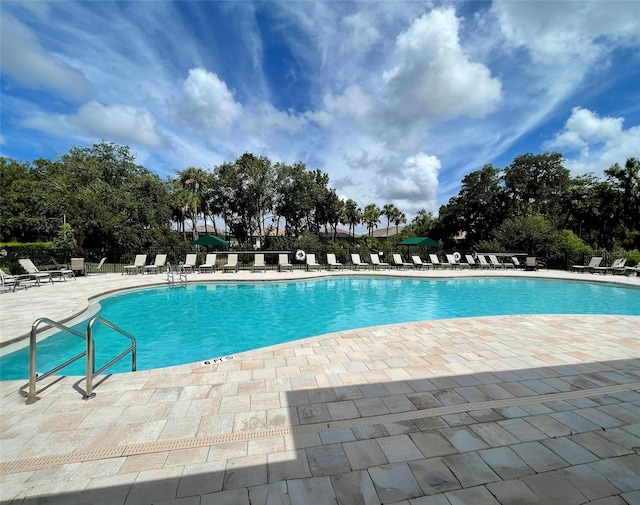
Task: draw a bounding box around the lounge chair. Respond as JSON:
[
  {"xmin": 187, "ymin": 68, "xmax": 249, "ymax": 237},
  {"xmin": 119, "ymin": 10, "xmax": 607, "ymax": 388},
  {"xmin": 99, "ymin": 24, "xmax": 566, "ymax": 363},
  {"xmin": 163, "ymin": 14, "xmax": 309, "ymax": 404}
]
[
  {"xmin": 489, "ymin": 255, "xmax": 513, "ymax": 269},
  {"xmin": 199, "ymin": 253, "xmax": 217, "ymax": 273},
  {"xmin": 572, "ymin": 256, "xmax": 602, "ymax": 273},
  {"xmin": 370, "ymin": 253, "xmax": 389, "ymax": 270},
  {"xmin": 252, "ymin": 253, "xmax": 266, "ymax": 272},
  {"xmin": 464, "ymin": 255, "xmax": 478, "ymax": 268},
  {"xmin": 144, "ymin": 254, "xmax": 167, "ymax": 274},
  {"xmin": 278, "ymin": 254, "xmax": 292, "ymax": 272},
  {"xmin": 476, "ymin": 255, "xmax": 492, "ymax": 269},
  {"xmin": 525, "ymin": 256, "xmax": 538, "ymax": 271},
  {"xmin": 625, "ymin": 265, "xmax": 640, "ymax": 276},
  {"xmin": 412, "ymin": 256, "xmax": 430, "ymax": 269},
  {"xmin": 123, "ymin": 254, "xmax": 147, "ymax": 275},
  {"xmin": 223, "ymin": 253, "xmax": 239, "ymax": 273},
  {"xmin": 444, "ymin": 254, "xmax": 460, "ymax": 269},
  {"xmin": 392, "ymin": 254, "xmax": 412, "ymax": 270},
  {"xmin": 182, "ymin": 254, "xmax": 197, "ymax": 273},
  {"xmin": 18, "ymin": 258, "xmax": 61, "ymax": 282},
  {"xmin": 351, "ymin": 253, "xmax": 369, "ymax": 270},
  {"xmin": 86, "ymin": 257, "xmax": 107, "ymax": 275},
  {"xmin": 1, "ymin": 268, "xmax": 39, "ymax": 291},
  {"xmin": 306, "ymin": 254, "xmax": 321, "ymax": 271},
  {"xmin": 594, "ymin": 258, "xmax": 626, "ymax": 275},
  {"xmin": 511, "ymin": 256, "xmax": 524, "ymax": 269},
  {"xmin": 429, "ymin": 254, "xmax": 444, "ymax": 269},
  {"xmin": 326, "ymin": 253, "xmax": 343, "ymax": 270}
]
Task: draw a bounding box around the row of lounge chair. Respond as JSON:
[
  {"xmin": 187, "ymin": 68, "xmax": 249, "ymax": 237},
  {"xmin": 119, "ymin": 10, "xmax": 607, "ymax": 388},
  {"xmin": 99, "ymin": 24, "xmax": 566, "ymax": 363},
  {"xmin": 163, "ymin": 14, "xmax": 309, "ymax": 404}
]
[
  {"xmin": 572, "ymin": 256, "xmax": 639, "ymax": 275},
  {"xmin": 161, "ymin": 252, "xmax": 535, "ymax": 273}
]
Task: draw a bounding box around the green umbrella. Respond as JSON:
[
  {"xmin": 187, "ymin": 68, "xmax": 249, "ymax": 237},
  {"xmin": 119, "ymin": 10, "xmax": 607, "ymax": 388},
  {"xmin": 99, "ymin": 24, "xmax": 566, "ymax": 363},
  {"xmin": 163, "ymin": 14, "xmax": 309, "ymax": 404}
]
[
  {"xmin": 398, "ymin": 237, "xmax": 439, "ymax": 247},
  {"xmin": 191, "ymin": 235, "xmax": 229, "ymax": 246}
]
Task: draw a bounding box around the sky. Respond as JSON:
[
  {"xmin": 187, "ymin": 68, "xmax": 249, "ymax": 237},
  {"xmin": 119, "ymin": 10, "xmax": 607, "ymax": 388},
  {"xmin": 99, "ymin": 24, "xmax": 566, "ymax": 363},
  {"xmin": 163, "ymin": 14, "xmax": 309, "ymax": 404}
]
[{"xmin": 1, "ymin": 0, "xmax": 640, "ymax": 220}]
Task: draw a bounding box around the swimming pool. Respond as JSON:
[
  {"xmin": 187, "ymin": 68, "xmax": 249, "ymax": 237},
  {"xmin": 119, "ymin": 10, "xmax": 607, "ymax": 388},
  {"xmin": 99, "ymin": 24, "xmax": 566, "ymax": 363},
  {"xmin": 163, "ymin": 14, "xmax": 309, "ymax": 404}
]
[{"xmin": 1, "ymin": 277, "xmax": 639, "ymax": 380}]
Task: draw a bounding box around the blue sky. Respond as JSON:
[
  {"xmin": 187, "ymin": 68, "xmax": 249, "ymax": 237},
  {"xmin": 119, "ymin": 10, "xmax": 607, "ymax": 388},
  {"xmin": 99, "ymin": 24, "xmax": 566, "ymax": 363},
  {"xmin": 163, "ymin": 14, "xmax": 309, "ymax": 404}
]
[{"xmin": 1, "ymin": 1, "xmax": 639, "ymax": 219}]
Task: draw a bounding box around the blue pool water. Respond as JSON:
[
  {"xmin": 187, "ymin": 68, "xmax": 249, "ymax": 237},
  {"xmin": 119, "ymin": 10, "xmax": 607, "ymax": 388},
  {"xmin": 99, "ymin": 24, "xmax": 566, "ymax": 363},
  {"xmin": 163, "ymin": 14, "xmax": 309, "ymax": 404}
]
[{"xmin": 1, "ymin": 277, "xmax": 639, "ymax": 380}]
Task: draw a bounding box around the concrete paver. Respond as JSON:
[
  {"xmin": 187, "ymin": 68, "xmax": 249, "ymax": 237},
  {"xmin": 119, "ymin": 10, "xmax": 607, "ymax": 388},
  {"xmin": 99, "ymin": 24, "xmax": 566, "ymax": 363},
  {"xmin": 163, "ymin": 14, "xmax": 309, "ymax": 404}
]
[{"xmin": 1, "ymin": 269, "xmax": 639, "ymax": 504}]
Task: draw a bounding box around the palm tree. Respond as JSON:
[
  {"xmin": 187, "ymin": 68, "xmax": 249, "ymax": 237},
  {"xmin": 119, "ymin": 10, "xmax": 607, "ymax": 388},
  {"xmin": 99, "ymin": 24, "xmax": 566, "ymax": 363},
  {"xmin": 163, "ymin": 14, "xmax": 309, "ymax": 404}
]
[
  {"xmin": 177, "ymin": 166, "xmax": 209, "ymax": 238},
  {"xmin": 382, "ymin": 203, "xmax": 399, "ymax": 239},
  {"xmin": 363, "ymin": 203, "xmax": 381, "ymax": 237},
  {"xmin": 393, "ymin": 211, "xmax": 407, "ymax": 236},
  {"xmin": 343, "ymin": 199, "xmax": 361, "ymax": 240}
]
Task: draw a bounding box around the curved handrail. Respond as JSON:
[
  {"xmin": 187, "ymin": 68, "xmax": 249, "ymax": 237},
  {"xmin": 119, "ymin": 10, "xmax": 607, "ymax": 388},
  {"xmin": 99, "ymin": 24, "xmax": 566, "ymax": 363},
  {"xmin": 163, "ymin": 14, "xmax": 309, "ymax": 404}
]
[
  {"xmin": 85, "ymin": 316, "xmax": 136, "ymax": 398},
  {"xmin": 25, "ymin": 318, "xmax": 86, "ymax": 404}
]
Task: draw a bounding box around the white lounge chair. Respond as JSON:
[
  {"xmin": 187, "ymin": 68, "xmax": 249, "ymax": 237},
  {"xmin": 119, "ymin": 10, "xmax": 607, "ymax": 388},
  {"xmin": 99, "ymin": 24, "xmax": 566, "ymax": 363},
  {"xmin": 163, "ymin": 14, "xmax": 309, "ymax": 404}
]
[
  {"xmin": 525, "ymin": 257, "xmax": 538, "ymax": 271},
  {"xmin": 223, "ymin": 253, "xmax": 239, "ymax": 273},
  {"xmin": 18, "ymin": 258, "xmax": 60, "ymax": 282},
  {"xmin": 252, "ymin": 253, "xmax": 266, "ymax": 272},
  {"xmin": 370, "ymin": 253, "xmax": 389, "ymax": 270},
  {"xmin": 464, "ymin": 255, "xmax": 478, "ymax": 268},
  {"xmin": 392, "ymin": 254, "xmax": 412, "ymax": 270},
  {"xmin": 444, "ymin": 254, "xmax": 460, "ymax": 269},
  {"xmin": 199, "ymin": 253, "xmax": 217, "ymax": 273},
  {"xmin": 123, "ymin": 254, "xmax": 147, "ymax": 275},
  {"xmin": 412, "ymin": 256, "xmax": 430, "ymax": 269},
  {"xmin": 1, "ymin": 268, "xmax": 40, "ymax": 291},
  {"xmin": 86, "ymin": 257, "xmax": 107, "ymax": 275},
  {"xmin": 306, "ymin": 254, "xmax": 321, "ymax": 271},
  {"xmin": 625, "ymin": 265, "xmax": 640, "ymax": 276},
  {"xmin": 511, "ymin": 256, "xmax": 524, "ymax": 269},
  {"xmin": 489, "ymin": 255, "xmax": 512, "ymax": 269},
  {"xmin": 351, "ymin": 253, "xmax": 369, "ymax": 270},
  {"xmin": 144, "ymin": 254, "xmax": 167, "ymax": 274},
  {"xmin": 572, "ymin": 256, "xmax": 602, "ymax": 273},
  {"xmin": 476, "ymin": 255, "xmax": 492, "ymax": 269},
  {"xmin": 326, "ymin": 253, "xmax": 343, "ymax": 270},
  {"xmin": 594, "ymin": 258, "xmax": 626, "ymax": 275},
  {"xmin": 182, "ymin": 254, "xmax": 197, "ymax": 273},
  {"xmin": 278, "ymin": 254, "xmax": 292, "ymax": 272},
  {"xmin": 429, "ymin": 254, "xmax": 444, "ymax": 269}
]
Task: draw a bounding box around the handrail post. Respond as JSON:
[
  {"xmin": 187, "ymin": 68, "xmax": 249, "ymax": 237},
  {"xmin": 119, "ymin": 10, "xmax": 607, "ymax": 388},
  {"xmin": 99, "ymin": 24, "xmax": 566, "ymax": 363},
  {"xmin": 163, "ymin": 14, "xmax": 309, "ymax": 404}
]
[
  {"xmin": 27, "ymin": 320, "xmax": 39, "ymax": 404},
  {"xmin": 86, "ymin": 319, "xmax": 96, "ymax": 398}
]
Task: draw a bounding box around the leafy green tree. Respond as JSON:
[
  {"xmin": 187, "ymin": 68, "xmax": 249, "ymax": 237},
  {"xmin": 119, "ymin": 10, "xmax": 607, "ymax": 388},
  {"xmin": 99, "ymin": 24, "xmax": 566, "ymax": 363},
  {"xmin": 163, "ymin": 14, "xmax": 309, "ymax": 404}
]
[
  {"xmin": 503, "ymin": 152, "xmax": 570, "ymax": 221},
  {"xmin": 214, "ymin": 153, "xmax": 276, "ymax": 244},
  {"xmin": 437, "ymin": 164, "xmax": 505, "ymax": 244},
  {"xmin": 177, "ymin": 166, "xmax": 209, "ymax": 238},
  {"xmin": 605, "ymin": 158, "xmax": 640, "ymax": 248},
  {"xmin": 407, "ymin": 209, "xmax": 436, "ymax": 237},
  {"xmin": 493, "ymin": 215, "xmax": 559, "ymax": 255}
]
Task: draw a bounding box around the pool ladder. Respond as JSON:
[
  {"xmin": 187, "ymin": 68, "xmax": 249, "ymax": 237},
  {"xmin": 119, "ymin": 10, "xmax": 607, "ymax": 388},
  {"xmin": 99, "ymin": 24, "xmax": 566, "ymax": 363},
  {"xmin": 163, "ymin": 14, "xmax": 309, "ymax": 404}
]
[
  {"xmin": 20, "ymin": 316, "xmax": 137, "ymax": 404},
  {"xmin": 166, "ymin": 261, "xmax": 187, "ymax": 285}
]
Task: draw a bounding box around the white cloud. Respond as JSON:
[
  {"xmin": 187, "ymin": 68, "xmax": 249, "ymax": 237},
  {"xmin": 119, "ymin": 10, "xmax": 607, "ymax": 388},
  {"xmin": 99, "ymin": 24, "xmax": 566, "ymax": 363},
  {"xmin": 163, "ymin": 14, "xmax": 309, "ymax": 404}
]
[
  {"xmin": 0, "ymin": 9, "xmax": 90, "ymax": 99},
  {"xmin": 547, "ymin": 107, "xmax": 640, "ymax": 173},
  {"xmin": 22, "ymin": 100, "xmax": 163, "ymax": 149},
  {"xmin": 376, "ymin": 153, "xmax": 441, "ymax": 213},
  {"xmin": 492, "ymin": 1, "xmax": 640, "ymax": 67},
  {"xmin": 382, "ymin": 9, "xmax": 502, "ymax": 123},
  {"xmin": 173, "ymin": 68, "xmax": 243, "ymax": 132},
  {"xmin": 242, "ymin": 102, "xmax": 308, "ymax": 134}
]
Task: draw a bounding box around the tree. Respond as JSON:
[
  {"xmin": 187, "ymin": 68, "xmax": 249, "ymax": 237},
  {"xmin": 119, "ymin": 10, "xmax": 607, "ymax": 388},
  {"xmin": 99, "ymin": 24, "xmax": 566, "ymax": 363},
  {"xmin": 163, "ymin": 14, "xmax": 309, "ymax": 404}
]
[
  {"xmin": 503, "ymin": 152, "xmax": 570, "ymax": 222},
  {"xmin": 493, "ymin": 215, "xmax": 559, "ymax": 256},
  {"xmin": 214, "ymin": 153, "xmax": 276, "ymax": 244},
  {"xmin": 363, "ymin": 203, "xmax": 381, "ymax": 237},
  {"xmin": 177, "ymin": 166, "xmax": 209, "ymax": 238},
  {"xmin": 407, "ymin": 209, "xmax": 436, "ymax": 237},
  {"xmin": 382, "ymin": 203, "xmax": 399, "ymax": 239},
  {"xmin": 437, "ymin": 164, "xmax": 505, "ymax": 244},
  {"xmin": 605, "ymin": 158, "xmax": 640, "ymax": 248},
  {"xmin": 393, "ymin": 211, "xmax": 406, "ymax": 236},
  {"xmin": 343, "ymin": 199, "xmax": 361, "ymax": 240}
]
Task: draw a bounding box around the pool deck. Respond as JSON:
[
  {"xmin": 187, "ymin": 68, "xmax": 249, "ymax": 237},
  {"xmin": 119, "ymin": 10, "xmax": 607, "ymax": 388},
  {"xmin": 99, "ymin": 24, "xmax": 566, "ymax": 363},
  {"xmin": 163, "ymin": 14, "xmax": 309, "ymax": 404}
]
[{"xmin": 1, "ymin": 268, "xmax": 640, "ymax": 504}]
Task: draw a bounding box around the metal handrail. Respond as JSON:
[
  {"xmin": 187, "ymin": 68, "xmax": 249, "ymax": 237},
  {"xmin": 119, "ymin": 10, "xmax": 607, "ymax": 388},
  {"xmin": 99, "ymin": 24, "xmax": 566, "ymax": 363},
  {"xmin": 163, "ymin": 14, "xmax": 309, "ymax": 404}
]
[
  {"xmin": 85, "ymin": 316, "xmax": 136, "ymax": 398},
  {"xmin": 25, "ymin": 318, "xmax": 86, "ymax": 404},
  {"xmin": 166, "ymin": 261, "xmax": 187, "ymax": 285}
]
